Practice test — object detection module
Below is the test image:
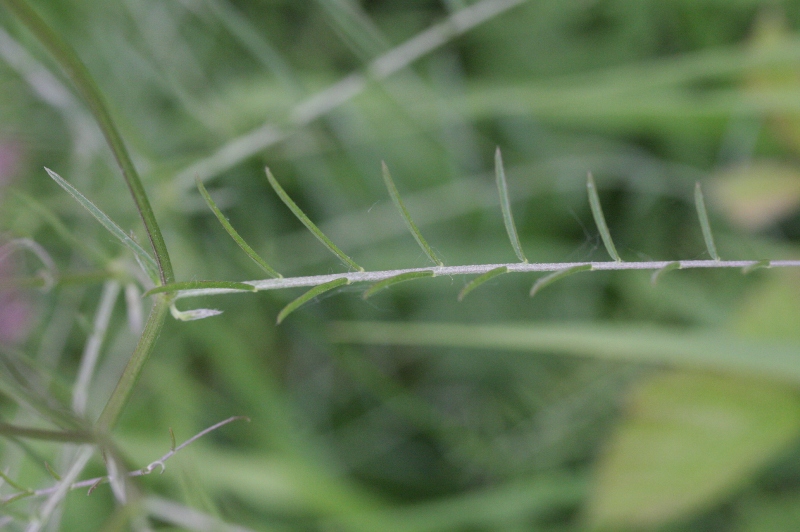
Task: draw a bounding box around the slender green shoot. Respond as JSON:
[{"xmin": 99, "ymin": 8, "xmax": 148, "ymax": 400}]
[
  {"xmin": 196, "ymin": 180, "xmax": 281, "ymax": 278},
  {"xmin": 0, "ymin": 469, "xmax": 31, "ymax": 493},
  {"xmin": 362, "ymin": 270, "xmax": 434, "ymax": 300},
  {"xmin": 743, "ymin": 259, "xmax": 771, "ymax": 274},
  {"xmin": 277, "ymin": 277, "xmax": 350, "ymax": 324},
  {"xmin": 44, "ymin": 168, "xmax": 160, "ymax": 284},
  {"xmin": 458, "ymin": 266, "xmax": 508, "ymax": 302},
  {"xmin": 265, "ymin": 168, "xmax": 364, "ymax": 272},
  {"xmin": 587, "ymin": 173, "xmax": 621, "ymax": 262},
  {"xmin": 96, "ymin": 297, "xmax": 170, "ymax": 432},
  {"xmin": 145, "ymin": 280, "xmax": 256, "ymax": 297},
  {"xmin": 530, "ymin": 264, "xmax": 592, "ymax": 297},
  {"xmin": 382, "ymin": 162, "xmax": 443, "ymax": 266},
  {"xmin": 695, "ymin": 182, "xmax": 720, "ymax": 261},
  {"xmin": 495, "ymin": 149, "xmax": 527, "ymax": 263},
  {"xmin": 4, "ymin": 0, "xmax": 173, "ymax": 284},
  {"xmin": 650, "ymin": 261, "xmax": 681, "ymax": 285}
]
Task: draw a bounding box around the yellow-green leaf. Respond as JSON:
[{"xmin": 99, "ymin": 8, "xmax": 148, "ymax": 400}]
[{"xmin": 587, "ymin": 371, "xmax": 800, "ymax": 529}]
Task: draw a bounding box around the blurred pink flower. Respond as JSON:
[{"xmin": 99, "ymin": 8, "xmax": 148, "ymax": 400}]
[{"xmin": 0, "ymin": 140, "xmax": 32, "ymax": 346}]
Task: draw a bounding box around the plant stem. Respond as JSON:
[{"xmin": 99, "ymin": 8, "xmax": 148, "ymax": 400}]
[
  {"xmin": 95, "ymin": 297, "xmax": 170, "ymax": 432},
  {"xmin": 168, "ymin": 259, "xmax": 800, "ymax": 299},
  {"xmin": 1, "ymin": 0, "xmax": 174, "ymax": 285}
]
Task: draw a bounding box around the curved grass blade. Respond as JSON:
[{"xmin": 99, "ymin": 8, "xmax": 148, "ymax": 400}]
[
  {"xmin": 145, "ymin": 280, "xmax": 256, "ymax": 297},
  {"xmin": 277, "ymin": 277, "xmax": 350, "ymax": 324},
  {"xmin": 587, "ymin": 173, "xmax": 621, "ymax": 262},
  {"xmin": 265, "ymin": 168, "xmax": 364, "ymax": 272},
  {"xmin": 695, "ymin": 182, "xmax": 720, "ymax": 261},
  {"xmin": 495, "ymin": 149, "xmax": 527, "ymax": 263},
  {"xmin": 6, "ymin": 0, "xmax": 173, "ymax": 284},
  {"xmin": 196, "ymin": 180, "xmax": 281, "ymax": 278},
  {"xmin": 458, "ymin": 266, "xmax": 508, "ymax": 302},
  {"xmin": 743, "ymin": 259, "xmax": 771, "ymax": 274},
  {"xmin": 530, "ymin": 264, "xmax": 592, "ymax": 297},
  {"xmin": 381, "ymin": 162, "xmax": 443, "ymax": 266},
  {"xmin": 362, "ymin": 270, "xmax": 434, "ymax": 300},
  {"xmin": 44, "ymin": 167, "xmax": 160, "ymax": 284},
  {"xmin": 650, "ymin": 261, "xmax": 681, "ymax": 286}
]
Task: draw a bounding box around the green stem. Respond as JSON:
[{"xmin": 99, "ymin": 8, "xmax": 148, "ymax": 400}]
[
  {"xmin": 95, "ymin": 297, "xmax": 170, "ymax": 432},
  {"xmin": 2, "ymin": 0, "xmax": 174, "ymax": 285}
]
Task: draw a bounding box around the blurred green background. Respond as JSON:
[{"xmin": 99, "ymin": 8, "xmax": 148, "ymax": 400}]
[{"xmin": 4, "ymin": 0, "xmax": 800, "ymax": 530}]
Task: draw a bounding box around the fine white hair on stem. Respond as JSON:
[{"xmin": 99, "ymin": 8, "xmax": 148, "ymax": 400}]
[{"xmin": 166, "ymin": 259, "xmax": 799, "ymax": 301}]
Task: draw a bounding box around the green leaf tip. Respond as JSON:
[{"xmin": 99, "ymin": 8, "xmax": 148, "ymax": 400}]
[
  {"xmin": 196, "ymin": 179, "xmax": 281, "ymax": 278},
  {"xmin": 381, "ymin": 162, "xmax": 443, "ymax": 266},
  {"xmin": 742, "ymin": 259, "xmax": 771, "ymax": 274},
  {"xmin": 495, "ymin": 149, "xmax": 527, "ymax": 263},
  {"xmin": 44, "ymin": 167, "xmax": 160, "ymax": 284},
  {"xmin": 170, "ymin": 304, "xmax": 223, "ymax": 321},
  {"xmin": 694, "ymin": 182, "xmax": 720, "ymax": 261},
  {"xmin": 651, "ymin": 261, "xmax": 681, "ymax": 286},
  {"xmin": 362, "ymin": 270, "xmax": 434, "ymax": 300},
  {"xmin": 265, "ymin": 167, "xmax": 364, "ymax": 272},
  {"xmin": 277, "ymin": 277, "xmax": 350, "ymax": 324},
  {"xmin": 587, "ymin": 173, "xmax": 621, "ymax": 262},
  {"xmin": 530, "ymin": 264, "xmax": 592, "ymax": 297},
  {"xmin": 145, "ymin": 280, "xmax": 256, "ymax": 297},
  {"xmin": 458, "ymin": 266, "xmax": 508, "ymax": 302}
]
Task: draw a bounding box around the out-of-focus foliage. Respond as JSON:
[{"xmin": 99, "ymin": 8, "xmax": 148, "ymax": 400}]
[{"xmin": 3, "ymin": 0, "xmax": 800, "ymax": 530}]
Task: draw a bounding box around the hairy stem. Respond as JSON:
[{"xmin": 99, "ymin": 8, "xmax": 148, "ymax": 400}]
[{"xmin": 167, "ymin": 259, "xmax": 800, "ymax": 300}]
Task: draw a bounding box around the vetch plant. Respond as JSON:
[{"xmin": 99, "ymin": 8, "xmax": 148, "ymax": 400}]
[{"xmin": 6, "ymin": 0, "xmax": 800, "ymax": 530}]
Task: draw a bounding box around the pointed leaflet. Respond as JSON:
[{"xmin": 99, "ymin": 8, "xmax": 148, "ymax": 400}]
[
  {"xmin": 362, "ymin": 270, "xmax": 434, "ymax": 300},
  {"xmin": 587, "ymin": 173, "xmax": 621, "ymax": 262},
  {"xmin": 530, "ymin": 264, "xmax": 592, "ymax": 297},
  {"xmin": 44, "ymin": 168, "xmax": 160, "ymax": 284},
  {"xmin": 458, "ymin": 266, "xmax": 508, "ymax": 301},
  {"xmin": 695, "ymin": 182, "xmax": 720, "ymax": 261},
  {"xmin": 145, "ymin": 281, "xmax": 256, "ymax": 297},
  {"xmin": 650, "ymin": 262, "xmax": 681, "ymax": 286},
  {"xmin": 382, "ymin": 162, "xmax": 442, "ymax": 266},
  {"xmin": 277, "ymin": 277, "xmax": 350, "ymax": 324},
  {"xmin": 196, "ymin": 179, "xmax": 281, "ymax": 278},
  {"xmin": 495, "ymin": 149, "xmax": 527, "ymax": 262},
  {"xmin": 265, "ymin": 168, "xmax": 364, "ymax": 271}
]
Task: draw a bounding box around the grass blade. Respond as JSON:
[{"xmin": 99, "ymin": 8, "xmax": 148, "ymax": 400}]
[
  {"xmin": 650, "ymin": 261, "xmax": 681, "ymax": 286},
  {"xmin": 382, "ymin": 162, "xmax": 443, "ymax": 266},
  {"xmin": 458, "ymin": 266, "xmax": 508, "ymax": 302},
  {"xmin": 44, "ymin": 167, "xmax": 160, "ymax": 284},
  {"xmin": 144, "ymin": 281, "xmax": 256, "ymax": 297},
  {"xmin": 495, "ymin": 149, "xmax": 527, "ymax": 263},
  {"xmin": 695, "ymin": 182, "xmax": 720, "ymax": 261},
  {"xmin": 587, "ymin": 173, "xmax": 621, "ymax": 262},
  {"xmin": 530, "ymin": 264, "xmax": 592, "ymax": 297},
  {"xmin": 362, "ymin": 270, "xmax": 434, "ymax": 300},
  {"xmin": 196, "ymin": 179, "xmax": 281, "ymax": 278},
  {"xmin": 265, "ymin": 168, "xmax": 364, "ymax": 272},
  {"xmin": 6, "ymin": 0, "xmax": 173, "ymax": 284},
  {"xmin": 277, "ymin": 277, "xmax": 350, "ymax": 324}
]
